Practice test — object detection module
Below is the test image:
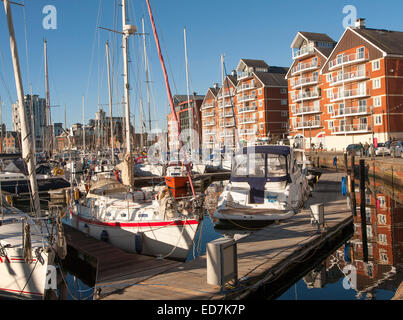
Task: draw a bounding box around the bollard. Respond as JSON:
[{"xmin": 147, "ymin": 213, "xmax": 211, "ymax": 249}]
[
  {"xmin": 206, "ymin": 238, "xmax": 238, "ymax": 288},
  {"xmin": 310, "ymin": 203, "xmax": 325, "ymax": 228}
]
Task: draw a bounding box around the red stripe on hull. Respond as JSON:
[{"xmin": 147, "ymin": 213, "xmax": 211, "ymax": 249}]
[
  {"xmin": 0, "ymin": 287, "xmax": 43, "ymax": 296},
  {"xmin": 70, "ymin": 210, "xmax": 199, "ymax": 228}
]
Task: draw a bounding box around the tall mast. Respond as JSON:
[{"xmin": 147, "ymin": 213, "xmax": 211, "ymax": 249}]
[
  {"xmin": 142, "ymin": 18, "xmax": 152, "ymax": 134},
  {"xmin": 221, "ymin": 54, "xmax": 225, "ymax": 150},
  {"xmin": 4, "ymin": 0, "xmax": 41, "ymax": 216},
  {"xmin": 122, "ymin": 0, "xmax": 136, "ymax": 154},
  {"xmin": 184, "ymin": 28, "xmax": 193, "ymax": 154},
  {"xmin": 82, "ymin": 96, "xmax": 86, "ymax": 152},
  {"xmin": 44, "ymin": 39, "xmax": 52, "ymax": 155},
  {"xmin": 106, "ymin": 40, "xmax": 115, "ymax": 164}
]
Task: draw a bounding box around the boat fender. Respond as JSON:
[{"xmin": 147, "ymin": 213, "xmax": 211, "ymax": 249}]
[
  {"xmin": 341, "ymin": 177, "xmax": 347, "ymax": 196},
  {"xmin": 100, "ymin": 230, "xmax": 109, "ymax": 243},
  {"xmin": 134, "ymin": 233, "xmax": 143, "ymax": 254}
]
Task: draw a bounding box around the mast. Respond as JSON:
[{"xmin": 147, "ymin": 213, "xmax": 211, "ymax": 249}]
[
  {"xmin": 122, "ymin": 0, "xmax": 136, "ymax": 154},
  {"xmin": 106, "ymin": 40, "xmax": 115, "ymax": 164},
  {"xmin": 44, "ymin": 39, "xmax": 52, "ymax": 156},
  {"xmin": 82, "ymin": 96, "xmax": 85, "ymax": 152},
  {"xmin": 142, "ymin": 18, "xmax": 152, "ymax": 135},
  {"xmin": 184, "ymin": 28, "xmax": 192, "ymax": 154},
  {"xmin": 221, "ymin": 54, "xmax": 225, "ymax": 151},
  {"xmin": 4, "ymin": 0, "xmax": 41, "ymax": 216}
]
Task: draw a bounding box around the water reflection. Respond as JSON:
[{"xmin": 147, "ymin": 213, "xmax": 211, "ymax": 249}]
[{"xmin": 279, "ymin": 172, "xmax": 403, "ymax": 300}]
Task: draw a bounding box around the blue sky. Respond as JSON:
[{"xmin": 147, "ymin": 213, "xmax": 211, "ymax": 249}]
[{"xmin": 1, "ymin": 0, "xmax": 403, "ymax": 132}]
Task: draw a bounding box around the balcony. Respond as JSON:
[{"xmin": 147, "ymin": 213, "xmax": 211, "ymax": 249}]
[
  {"xmin": 329, "ymin": 70, "xmax": 369, "ymax": 86},
  {"xmin": 329, "ymin": 51, "xmax": 369, "ymax": 70},
  {"xmin": 238, "ymin": 115, "xmax": 257, "ymax": 124},
  {"xmin": 220, "ymin": 130, "xmax": 234, "ymax": 138},
  {"xmin": 237, "ymin": 71, "xmax": 253, "ymax": 80},
  {"xmin": 294, "ymin": 105, "xmax": 321, "ymax": 116},
  {"xmin": 238, "ymin": 94, "xmax": 257, "ymax": 103},
  {"xmin": 292, "ymin": 76, "xmax": 319, "ymax": 89},
  {"xmin": 332, "ymin": 123, "xmax": 372, "ymax": 135},
  {"xmin": 219, "ymin": 111, "xmax": 234, "ymax": 118},
  {"xmin": 295, "ymin": 120, "xmax": 322, "ymax": 129},
  {"xmin": 291, "ymin": 60, "xmax": 319, "ymax": 75},
  {"xmin": 238, "ymin": 83, "xmax": 257, "ymax": 92},
  {"xmin": 239, "ymin": 129, "xmax": 256, "ymax": 135},
  {"xmin": 219, "ymin": 120, "xmax": 235, "ymax": 128},
  {"xmin": 217, "ymin": 91, "xmax": 235, "ymax": 99},
  {"xmin": 330, "ymin": 88, "xmax": 370, "ymax": 102},
  {"xmin": 204, "ymin": 130, "xmax": 216, "ymax": 136},
  {"xmin": 218, "ymin": 102, "xmax": 234, "ymax": 108},
  {"xmin": 294, "ymin": 90, "xmax": 321, "ymax": 102},
  {"xmin": 202, "ymin": 111, "xmax": 215, "ymax": 118},
  {"xmin": 201, "ymin": 103, "xmax": 215, "ymax": 110},
  {"xmin": 331, "ymin": 105, "xmax": 371, "ymax": 118},
  {"xmin": 292, "ymin": 46, "xmax": 315, "ymax": 60},
  {"xmin": 203, "ymin": 120, "xmax": 216, "ymax": 127},
  {"xmin": 238, "ymin": 105, "xmax": 257, "ymax": 114}
]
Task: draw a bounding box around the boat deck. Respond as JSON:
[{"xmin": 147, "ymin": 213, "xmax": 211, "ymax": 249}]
[{"xmin": 97, "ymin": 169, "xmax": 353, "ymax": 300}]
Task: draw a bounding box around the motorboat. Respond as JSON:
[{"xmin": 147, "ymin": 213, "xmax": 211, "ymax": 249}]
[{"xmin": 213, "ymin": 145, "xmax": 309, "ymax": 227}]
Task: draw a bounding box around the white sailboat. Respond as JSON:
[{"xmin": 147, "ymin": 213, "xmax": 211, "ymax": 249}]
[
  {"xmin": 68, "ymin": 0, "xmax": 203, "ymax": 261},
  {"xmin": 0, "ymin": 0, "xmax": 63, "ymax": 299}
]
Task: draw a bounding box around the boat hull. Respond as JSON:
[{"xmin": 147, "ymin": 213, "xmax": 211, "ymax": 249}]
[
  {"xmin": 0, "ymin": 177, "xmax": 70, "ymax": 195},
  {"xmin": 0, "ymin": 249, "xmax": 52, "ymax": 300},
  {"xmin": 68, "ymin": 209, "xmax": 200, "ymax": 261}
]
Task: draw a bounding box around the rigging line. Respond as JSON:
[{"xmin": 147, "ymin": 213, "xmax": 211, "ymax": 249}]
[
  {"xmin": 22, "ymin": 0, "xmax": 30, "ymax": 90},
  {"xmin": 85, "ymin": 0, "xmax": 103, "ymax": 103},
  {"xmin": 0, "ymin": 49, "xmax": 13, "ymax": 104}
]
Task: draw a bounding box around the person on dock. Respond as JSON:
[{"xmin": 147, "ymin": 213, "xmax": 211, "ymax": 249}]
[
  {"xmin": 364, "ymin": 142, "xmax": 369, "ymax": 157},
  {"xmin": 333, "ymin": 156, "xmax": 338, "ymax": 172}
]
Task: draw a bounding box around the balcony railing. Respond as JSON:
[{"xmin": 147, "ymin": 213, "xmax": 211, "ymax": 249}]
[
  {"xmin": 330, "ymin": 88, "xmax": 370, "ymax": 102},
  {"xmin": 331, "ymin": 105, "xmax": 371, "ymax": 118},
  {"xmin": 237, "ymin": 71, "xmax": 253, "ymax": 80},
  {"xmin": 329, "ymin": 69, "xmax": 369, "ymax": 86},
  {"xmin": 220, "ymin": 130, "xmax": 234, "ymax": 137},
  {"xmin": 217, "ymin": 91, "xmax": 235, "ymax": 99},
  {"xmin": 239, "ymin": 129, "xmax": 256, "ymax": 135},
  {"xmin": 291, "ymin": 60, "xmax": 319, "ymax": 75},
  {"xmin": 218, "ymin": 101, "xmax": 234, "ymax": 108},
  {"xmin": 238, "ymin": 105, "xmax": 257, "ymax": 114},
  {"xmin": 204, "ymin": 130, "xmax": 216, "ymax": 136},
  {"xmin": 201, "ymin": 103, "xmax": 215, "ymax": 110},
  {"xmin": 293, "ymin": 76, "xmax": 319, "ymax": 89},
  {"xmin": 295, "ymin": 120, "xmax": 322, "ymax": 129},
  {"xmin": 329, "ymin": 51, "xmax": 369, "ymax": 70},
  {"xmin": 238, "ymin": 83, "xmax": 257, "ymax": 92},
  {"xmin": 332, "ymin": 123, "xmax": 372, "ymax": 135},
  {"xmin": 238, "ymin": 116, "xmax": 257, "ymax": 124},
  {"xmin": 219, "ymin": 111, "xmax": 234, "ymax": 118},
  {"xmin": 294, "ymin": 90, "xmax": 321, "ymax": 102},
  {"xmin": 294, "ymin": 105, "xmax": 321, "ymax": 116},
  {"xmin": 292, "ymin": 46, "xmax": 315, "ymax": 60},
  {"xmin": 219, "ymin": 120, "xmax": 235, "ymax": 128},
  {"xmin": 238, "ymin": 94, "xmax": 257, "ymax": 103},
  {"xmin": 202, "ymin": 111, "xmax": 215, "ymax": 118},
  {"xmin": 203, "ymin": 120, "xmax": 216, "ymax": 127}
]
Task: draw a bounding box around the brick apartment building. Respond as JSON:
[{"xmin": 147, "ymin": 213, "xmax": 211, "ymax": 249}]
[
  {"xmin": 288, "ymin": 19, "xmax": 403, "ymax": 151},
  {"xmin": 200, "ymin": 59, "xmax": 289, "ymax": 153}
]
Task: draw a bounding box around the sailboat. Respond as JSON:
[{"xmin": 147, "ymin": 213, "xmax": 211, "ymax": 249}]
[
  {"xmin": 68, "ymin": 0, "xmax": 203, "ymax": 262},
  {"xmin": 0, "ymin": 0, "xmax": 64, "ymax": 299}
]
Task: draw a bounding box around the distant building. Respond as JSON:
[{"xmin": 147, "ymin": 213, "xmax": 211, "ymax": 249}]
[
  {"xmin": 12, "ymin": 94, "xmax": 49, "ymax": 152},
  {"xmin": 1, "ymin": 131, "xmax": 20, "ymax": 153}
]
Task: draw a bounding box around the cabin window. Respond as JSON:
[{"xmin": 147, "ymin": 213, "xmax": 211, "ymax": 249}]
[
  {"xmin": 232, "ymin": 154, "xmax": 248, "ymax": 177},
  {"xmin": 248, "ymin": 153, "xmax": 266, "ymax": 178},
  {"xmin": 267, "ymin": 154, "xmax": 287, "ymax": 178}
]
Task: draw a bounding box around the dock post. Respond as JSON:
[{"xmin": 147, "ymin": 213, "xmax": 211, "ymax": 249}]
[
  {"xmin": 359, "ymin": 159, "xmax": 368, "ymax": 263},
  {"xmin": 350, "ymin": 156, "xmax": 356, "ymax": 217},
  {"xmin": 344, "ymin": 152, "xmax": 348, "ymax": 175}
]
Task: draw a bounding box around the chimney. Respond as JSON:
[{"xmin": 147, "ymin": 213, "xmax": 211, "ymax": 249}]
[
  {"xmin": 355, "ymin": 18, "xmax": 366, "ymax": 29},
  {"xmin": 213, "ymin": 83, "xmax": 219, "ymax": 90},
  {"xmin": 231, "ymin": 70, "xmax": 236, "ymax": 77}
]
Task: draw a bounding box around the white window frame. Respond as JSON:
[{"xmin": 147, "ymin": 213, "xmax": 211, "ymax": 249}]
[
  {"xmin": 259, "ymin": 100, "xmax": 263, "ymax": 107},
  {"xmin": 372, "ymin": 59, "xmax": 381, "ymax": 71},
  {"xmin": 327, "ymin": 104, "xmax": 334, "ymax": 114},
  {"xmin": 374, "ymin": 114, "xmax": 382, "ymax": 126},
  {"xmin": 373, "ymin": 78, "xmax": 381, "ymax": 89},
  {"xmin": 280, "ymin": 88, "xmax": 287, "ymax": 94},
  {"xmin": 374, "ymin": 96, "xmax": 382, "ymax": 107},
  {"xmin": 378, "ymin": 233, "xmax": 387, "ymax": 245},
  {"xmin": 281, "ymin": 111, "xmax": 288, "ymax": 117},
  {"xmin": 328, "ymin": 120, "xmax": 334, "ymax": 129},
  {"xmin": 281, "ymin": 99, "xmax": 287, "ymax": 106},
  {"xmin": 378, "ymin": 214, "xmax": 387, "ymax": 225}
]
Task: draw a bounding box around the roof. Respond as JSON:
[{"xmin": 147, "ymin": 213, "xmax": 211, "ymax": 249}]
[
  {"xmin": 353, "ymin": 27, "xmax": 403, "ymax": 55},
  {"xmin": 239, "ymin": 59, "xmax": 270, "ymax": 69},
  {"xmin": 315, "ymin": 46, "xmax": 335, "ymax": 58},
  {"xmin": 254, "ymin": 68, "xmax": 288, "ymax": 87},
  {"xmin": 299, "ymin": 32, "xmax": 336, "ymax": 43}
]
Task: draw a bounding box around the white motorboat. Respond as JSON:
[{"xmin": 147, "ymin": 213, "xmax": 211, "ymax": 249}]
[{"xmin": 214, "ymin": 145, "xmax": 309, "ymax": 227}]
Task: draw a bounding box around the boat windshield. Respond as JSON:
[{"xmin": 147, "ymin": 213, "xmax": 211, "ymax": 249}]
[
  {"xmin": 232, "ymin": 153, "xmax": 266, "ymax": 178},
  {"xmin": 267, "ymin": 154, "xmax": 287, "ymax": 178},
  {"xmin": 232, "ymin": 154, "xmax": 248, "ymax": 177}
]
